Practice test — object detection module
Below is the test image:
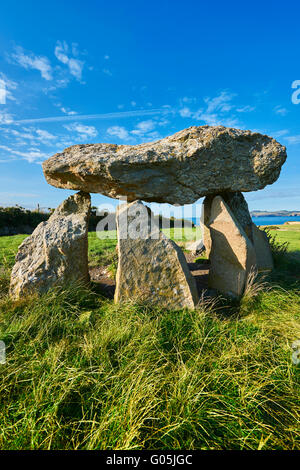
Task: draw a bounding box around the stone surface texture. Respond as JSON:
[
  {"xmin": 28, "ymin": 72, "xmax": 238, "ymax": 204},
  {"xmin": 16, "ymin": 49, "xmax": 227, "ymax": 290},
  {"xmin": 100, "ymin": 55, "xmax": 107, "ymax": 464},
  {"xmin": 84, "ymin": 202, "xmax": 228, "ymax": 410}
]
[
  {"xmin": 208, "ymin": 196, "xmax": 257, "ymax": 297},
  {"xmin": 10, "ymin": 192, "xmax": 91, "ymax": 299},
  {"xmin": 114, "ymin": 200, "xmax": 199, "ymax": 309},
  {"xmin": 185, "ymin": 239, "xmax": 205, "ymax": 254},
  {"xmin": 43, "ymin": 125, "xmax": 287, "ymax": 205},
  {"xmin": 202, "ymin": 196, "xmax": 213, "ymax": 257},
  {"xmin": 251, "ymin": 223, "xmax": 274, "ymax": 272}
]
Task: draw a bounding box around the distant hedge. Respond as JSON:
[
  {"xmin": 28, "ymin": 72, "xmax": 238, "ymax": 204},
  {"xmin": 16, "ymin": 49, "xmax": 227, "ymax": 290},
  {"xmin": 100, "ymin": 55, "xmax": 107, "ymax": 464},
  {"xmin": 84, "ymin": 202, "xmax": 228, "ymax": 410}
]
[
  {"xmin": 0, "ymin": 206, "xmax": 194, "ymax": 236},
  {"xmin": 0, "ymin": 206, "xmax": 111, "ymax": 236},
  {"xmin": 0, "ymin": 207, "xmax": 49, "ymax": 236}
]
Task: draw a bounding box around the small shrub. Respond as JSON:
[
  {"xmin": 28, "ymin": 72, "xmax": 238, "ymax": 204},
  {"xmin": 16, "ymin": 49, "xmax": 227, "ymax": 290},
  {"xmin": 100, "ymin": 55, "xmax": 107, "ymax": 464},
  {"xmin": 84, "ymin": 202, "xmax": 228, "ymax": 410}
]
[{"xmin": 264, "ymin": 229, "xmax": 289, "ymax": 258}]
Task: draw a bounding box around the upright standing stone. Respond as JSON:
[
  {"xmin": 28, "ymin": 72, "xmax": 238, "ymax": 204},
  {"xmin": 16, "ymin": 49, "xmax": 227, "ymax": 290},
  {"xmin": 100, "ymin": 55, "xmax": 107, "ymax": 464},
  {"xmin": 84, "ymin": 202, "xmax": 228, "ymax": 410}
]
[
  {"xmin": 219, "ymin": 192, "xmax": 254, "ymax": 241},
  {"xmin": 251, "ymin": 223, "xmax": 274, "ymax": 272},
  {"xmin": 115, "ymin": 200, "xmax": 199, "ymax": 309},
  {"xmin": 201, "ymin": 196, "xmax": 213, "ymax": 257},
  {"xmin": 10, "ymin": 191, "xmax": 91, "ymax": 299},
  {"xmin": 208, "ymin": 196, "xmax": 257, "ymax": 297}
]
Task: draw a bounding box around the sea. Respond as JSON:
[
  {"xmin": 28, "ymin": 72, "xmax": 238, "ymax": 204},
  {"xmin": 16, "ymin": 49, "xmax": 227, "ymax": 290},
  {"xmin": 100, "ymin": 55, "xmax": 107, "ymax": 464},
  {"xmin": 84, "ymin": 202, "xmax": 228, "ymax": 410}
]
[{"xmin": 190, "ymin": 216, "xmax": 300, "ymax": 226}]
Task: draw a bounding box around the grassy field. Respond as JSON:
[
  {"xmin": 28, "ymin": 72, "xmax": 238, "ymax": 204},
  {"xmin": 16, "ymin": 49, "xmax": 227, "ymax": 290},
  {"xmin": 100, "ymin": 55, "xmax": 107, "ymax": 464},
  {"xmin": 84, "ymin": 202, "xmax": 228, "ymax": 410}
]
[{"xmin": 0, "ymin": 225, "xmax": 299, "ymax": 450}]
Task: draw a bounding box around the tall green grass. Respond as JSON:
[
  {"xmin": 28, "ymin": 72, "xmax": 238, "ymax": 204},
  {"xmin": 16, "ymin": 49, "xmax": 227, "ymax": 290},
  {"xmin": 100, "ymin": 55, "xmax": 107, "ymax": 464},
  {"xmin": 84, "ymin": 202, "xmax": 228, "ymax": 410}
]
[
  {"xmin": 0, "ymin": 281, "xmax": 299, "ymax": 449},
  {"xmin": 0, "ymin": 230, "xmax": 299, "ymax": 450}
]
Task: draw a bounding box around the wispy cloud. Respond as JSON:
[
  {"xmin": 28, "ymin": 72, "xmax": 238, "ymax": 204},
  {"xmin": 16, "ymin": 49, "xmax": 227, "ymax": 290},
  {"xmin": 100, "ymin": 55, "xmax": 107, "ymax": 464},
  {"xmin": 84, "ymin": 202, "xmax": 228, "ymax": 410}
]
[
  {"xmin": 131, "ymin": 120, "xmax": 155, "ymax": 136},
  {"xmin": 236, "ymin": 105, "xmax": 256, "ymax": 113},
  {"xmin": 107, "ymin": 118, "xmax": 163, "ymax": 142},
  {"xmin": 10, "ymin": 46, "xmax": 53, "ymax": 80},
  {"xmin": 64, "ymin": 123, "xmax": 98, "ymax": 139},
  {"xmin": 285, "ymin": 135, "xmax": 300, "ymax": 145},
  {"xmin": 272, "ymin": 129, "xmax": 289, "ymax": 138},
  {"xmin": 178, "ymin": 91, "xmax": 242, "ymax": 127},
  {"xmin": 102, "ymin": 68, "xmax": 112, "ymax": 76},
  {"xmin": 204, "ymin": 91, "xmax": 236, "ymax": 114},
  {"xmin": 6, "ymin": 108, "xmax": 167, "ymax": 125},
  {"xmin": 0, "ymin": 73, "xmax": 18, "ymax": 102},
  {"xmin": 53, "ymin": 102, "xmax": 77, "ymax": 115},
  {"xmin": 107, "ymin": 126, "xmax": 129, "ymax": 140},
  {"xmin": 0, "ymin": 112, "xmax": 13, "ymax": 124},
  {"xmin": 55, "ymin": 41, "xmax": 84, "ymax": 81},
  {"xmin": 0, "ymin": 144, "xmax": 49, "ymax": 163},
  {"xmin": 60, "ymin": 107, "xmax": 77, "ymax": 115},
  {"xmin": 1, "ymin": 126, "xmax": 57, "ymax": 147},
  {"xmin": 274, "ymin": 105, "xmax": 288, "ymax": 116}
]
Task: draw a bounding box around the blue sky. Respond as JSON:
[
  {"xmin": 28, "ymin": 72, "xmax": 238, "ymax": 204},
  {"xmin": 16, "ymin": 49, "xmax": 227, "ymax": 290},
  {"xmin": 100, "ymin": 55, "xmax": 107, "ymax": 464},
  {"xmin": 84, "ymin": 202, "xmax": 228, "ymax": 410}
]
[{"xmin": 0, "ymin": 0, "xmax": 300, "ymax": 215}]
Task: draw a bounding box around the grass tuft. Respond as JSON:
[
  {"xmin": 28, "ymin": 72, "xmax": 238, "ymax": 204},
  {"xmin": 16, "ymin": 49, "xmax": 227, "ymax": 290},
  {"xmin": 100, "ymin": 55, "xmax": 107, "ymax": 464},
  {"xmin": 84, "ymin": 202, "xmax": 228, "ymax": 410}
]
[{"xmin": 0, "ymin": 231, "xmax": 299, "ymax": 450}]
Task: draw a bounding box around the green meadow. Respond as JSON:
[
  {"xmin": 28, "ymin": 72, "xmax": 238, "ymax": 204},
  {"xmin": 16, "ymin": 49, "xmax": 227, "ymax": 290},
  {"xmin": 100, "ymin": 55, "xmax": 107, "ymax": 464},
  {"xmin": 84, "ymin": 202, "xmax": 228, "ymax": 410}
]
[{"xmin": 0, "ymin": 225, "xmax": 299, "ymax": 450}]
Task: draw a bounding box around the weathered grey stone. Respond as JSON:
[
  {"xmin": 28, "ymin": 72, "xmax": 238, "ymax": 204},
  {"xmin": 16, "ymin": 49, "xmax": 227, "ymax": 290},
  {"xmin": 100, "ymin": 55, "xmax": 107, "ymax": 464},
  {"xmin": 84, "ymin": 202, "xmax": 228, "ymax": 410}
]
[
  {"xmin": 201, "ymin": 196, "xmax": 213, "ymax": 257},
  {"xmin": 202, "ymin": 191, "xmax": 253, "ymax": 257},
  {"xmin": 219, "ymin": 192, "xmax": 253, "ymax": 241},
  {"xmin": 10, "ymin": 192, "xmax": 91, "ymax": 299},
  {"xmin": 185, "ymin": 239, "xmax": 205, "ymax": 254},
  {"xmin": 208, "ymin": 196, "xmax": 257, "ymax": 297},
  {"xmin": 42, "ymin": 126, "xmax": 287, "ymax": 205},
  {"xmin": 251, "ymin": 223, "xmax": 274, "ymax": 272},
  {"xmin": 115, "ymin": 200, "xmax": 199, "ymax": 309}
]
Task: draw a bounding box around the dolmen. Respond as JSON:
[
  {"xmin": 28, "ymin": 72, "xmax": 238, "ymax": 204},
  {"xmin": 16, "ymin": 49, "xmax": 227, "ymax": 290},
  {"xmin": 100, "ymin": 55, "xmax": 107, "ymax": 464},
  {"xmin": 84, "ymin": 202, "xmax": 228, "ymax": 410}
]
[{"xmin": 10, "ymin": 125, "xmax": 287, "ymax": 306}]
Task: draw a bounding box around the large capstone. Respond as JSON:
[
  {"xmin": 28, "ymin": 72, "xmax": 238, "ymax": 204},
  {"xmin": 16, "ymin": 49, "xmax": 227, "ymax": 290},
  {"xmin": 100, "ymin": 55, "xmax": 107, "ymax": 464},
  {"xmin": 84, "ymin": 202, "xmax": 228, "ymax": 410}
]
[
  {"xmin": 42, "ymin": 126, "xmax": 287, "ymax": 205},
  {"xmin": 10, "ymin": 191, "xmax": 91, "ymax": 299},
  {"xmin": 115, "ymin": 200, "xmax": 199, "ymax": 309}
]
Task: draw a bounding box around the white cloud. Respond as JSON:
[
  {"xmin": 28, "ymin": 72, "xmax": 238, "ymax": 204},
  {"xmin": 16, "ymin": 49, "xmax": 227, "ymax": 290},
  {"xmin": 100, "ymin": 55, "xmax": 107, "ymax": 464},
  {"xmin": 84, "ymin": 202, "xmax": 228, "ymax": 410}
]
[
  {"xmin": 179, "ymin": 107, "xmax": 192, "ymax": 118},
  {"xmin": 11, "ymin": 46, "xmax": 52, "ymax": 80},
  {"xmin": 0, "ymin": 144, "xmax": 49, "ymax": 163},
  {"xmin": 204, "ymin": 91, "xmax": 236, "ymax": 114},
  {"xmin": 36, "ymin": 129, "xmax": 56, "ymax": 142},
  {"xmin": 274, "ymin": 106, "xmax": 288, "ymax": 116},
  {"xmin": 181, "ymin": 96, "xmax": 197, "ymax": 104},
  {"xmin": 0, "ymin": 112, "xmax": 13, "ymax": 124},
  {"xmin": 236, "ymin": 105, "xmax": 256, "ymax": 113},
  {"xmin": 131, "ymin": 120, "xmax": 155, "ymax": 136},
  {"xmin": 55, "ymin": 41, "xmax": 84, "ymax": 81},
  {"xmin": 0, "ymin": 73, "xmax": 18, "ymax": 102},
  {"xmin": 107, "ymin": 125, "xmax": 129, "ymax": 140},
  {"xmin": 178, "ymin": 91, "xmax": 255, "ymax": 127},
  {"xmin": 107, "ymin": 119, "xmax": 162, "ymax": 142},
  {"xmin": 10, "ymin": 108, "xmax": 165, "ymax": 125},
  {"xmin": 285, "ymin": 135, "xmax": 300, "ymax": 145},
  {"xmin": 273, "ymin": 129, "xmax": 289, "ymax": 138},
  {"xmin": 2, "ymin": 126, "xmax": 56, "ymax": 146},
  {"xmin": 64, "ymin": 122, "xmax": 98, "ymax": 138},
  {"xmin": 60, "ymin": 107, "xmax": 77, "ymax": 115},
  {"xmin": 103, "ymin": 68, "xmax": 112, "ymax": 76}
]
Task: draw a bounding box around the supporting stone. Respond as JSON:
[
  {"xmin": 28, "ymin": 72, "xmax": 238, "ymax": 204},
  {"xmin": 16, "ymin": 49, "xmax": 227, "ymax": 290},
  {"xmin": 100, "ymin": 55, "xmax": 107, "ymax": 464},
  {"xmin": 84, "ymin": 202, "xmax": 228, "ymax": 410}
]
[
  {"xmin": 207, "ymin": 196, "xmax": 257, "ymax": 297},
  {"xmin": 114, "ymin": 200, "xmax": 199, "ymax": 309},
  {"xmin": 219, "ymin": 192, "xmax": 254, "ymax": 241},
  {"xmin": 201, "ymin": 196, "xmax": 213, "ymax": 257},
  {"xmin": 10, "ymin": 191, "xmax": 91, "ymax": 299},
  {"xmin": 251, "ymin": 223, "xmax": 274, "ymax": 272},
  {"xmin": 185, "ymin": 239, "xmax": 205, "ymax": 255}
]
